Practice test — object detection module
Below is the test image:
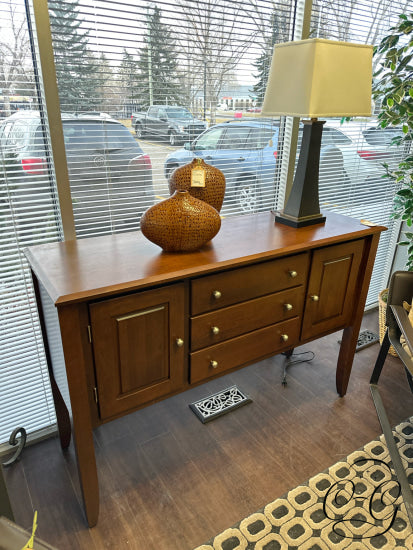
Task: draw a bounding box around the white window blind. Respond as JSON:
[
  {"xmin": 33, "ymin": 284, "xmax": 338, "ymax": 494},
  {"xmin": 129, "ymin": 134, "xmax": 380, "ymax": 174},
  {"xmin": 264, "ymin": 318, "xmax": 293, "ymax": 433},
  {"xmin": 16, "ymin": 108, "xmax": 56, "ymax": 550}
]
[
  {"xmin": 308, "ymin": 0, "xmax": 411, "ymax": 305},
  {"xmin": 46, "ymin": 0, "xmax": 298, "ymax": 233},
  {"xmin": 0, "ymin": 0, "xmax": 61, "ymax": 444}
]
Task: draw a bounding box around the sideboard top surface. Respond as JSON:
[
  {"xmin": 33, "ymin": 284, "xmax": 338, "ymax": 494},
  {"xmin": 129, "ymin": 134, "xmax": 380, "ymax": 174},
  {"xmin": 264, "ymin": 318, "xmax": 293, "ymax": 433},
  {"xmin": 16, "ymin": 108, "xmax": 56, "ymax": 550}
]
[{"xmin": 25, "ymin": 211, "xmax": 386, "ymax": 306}]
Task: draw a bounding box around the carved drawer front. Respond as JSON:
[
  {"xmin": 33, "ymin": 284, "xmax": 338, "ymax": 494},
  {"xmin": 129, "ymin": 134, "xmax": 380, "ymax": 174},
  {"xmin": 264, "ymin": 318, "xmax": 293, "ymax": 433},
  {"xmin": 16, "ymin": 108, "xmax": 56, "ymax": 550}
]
[
  {"xmin": 191, "ymin": 286, "xmax": 305, "ymax": 351},
  {"xmin": 191, "ymin": 253, "xmax": 310, "ymax": 315},
  {"xmin": 190, "ymin": 317, "xmax": 300, "ymax": 384}
]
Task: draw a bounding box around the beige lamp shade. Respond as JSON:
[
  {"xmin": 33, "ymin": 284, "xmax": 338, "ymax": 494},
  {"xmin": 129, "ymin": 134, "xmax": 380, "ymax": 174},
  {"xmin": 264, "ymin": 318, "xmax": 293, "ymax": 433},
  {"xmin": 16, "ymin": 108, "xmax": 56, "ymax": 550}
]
[{"xmin": 261, "ymin": 38, "xmax": 373, "ymax": 118}]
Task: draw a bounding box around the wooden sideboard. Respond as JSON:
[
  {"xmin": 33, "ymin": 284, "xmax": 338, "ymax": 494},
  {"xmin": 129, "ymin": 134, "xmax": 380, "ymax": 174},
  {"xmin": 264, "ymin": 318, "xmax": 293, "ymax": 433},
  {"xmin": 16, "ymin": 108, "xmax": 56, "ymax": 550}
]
[{"xmin": 25, "ymin": 211, "xmax": 385, "ymax": 526}]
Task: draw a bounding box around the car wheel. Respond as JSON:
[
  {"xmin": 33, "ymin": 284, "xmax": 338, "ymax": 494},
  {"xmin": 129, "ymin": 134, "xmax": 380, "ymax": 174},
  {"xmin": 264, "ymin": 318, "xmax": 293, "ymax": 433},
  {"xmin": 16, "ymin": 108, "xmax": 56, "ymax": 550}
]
[
  {"xmin": 135, "ymin": 124, "xmax": 144, "ymax": 139},
  {"xmin": 169, "ymin": 132, "xmax": 179, "ymax": 146},
  {"xmin": 236, "ymin": 177, "xmax": 260, "ymax": 212}
]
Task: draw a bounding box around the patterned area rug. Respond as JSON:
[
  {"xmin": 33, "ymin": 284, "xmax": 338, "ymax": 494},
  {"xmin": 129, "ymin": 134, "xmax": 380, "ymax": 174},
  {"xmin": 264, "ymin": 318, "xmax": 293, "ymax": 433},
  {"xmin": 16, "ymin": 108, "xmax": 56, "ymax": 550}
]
[{"xmin": 194, "ymin": 418, "xmax": 413, "ymax": 550}]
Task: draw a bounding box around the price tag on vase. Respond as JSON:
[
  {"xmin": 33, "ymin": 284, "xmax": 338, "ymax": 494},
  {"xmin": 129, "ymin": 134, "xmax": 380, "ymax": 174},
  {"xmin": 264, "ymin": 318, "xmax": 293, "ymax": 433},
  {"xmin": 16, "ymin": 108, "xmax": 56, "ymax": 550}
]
[{"xmin": 191, "ymin": 161, "xmax": 206, "ymax": 187}]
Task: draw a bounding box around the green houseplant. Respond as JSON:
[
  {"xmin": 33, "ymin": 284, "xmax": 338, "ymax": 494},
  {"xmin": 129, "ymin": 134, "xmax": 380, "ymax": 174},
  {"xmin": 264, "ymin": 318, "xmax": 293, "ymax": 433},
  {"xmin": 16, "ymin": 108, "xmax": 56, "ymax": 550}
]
[
  {"xmin": 372, "ymin": 13, "xmax": 413, "ymax": 352},
  {"xmin": 373, "ymin": 13, "xmax": 413, "ymax": 272}
]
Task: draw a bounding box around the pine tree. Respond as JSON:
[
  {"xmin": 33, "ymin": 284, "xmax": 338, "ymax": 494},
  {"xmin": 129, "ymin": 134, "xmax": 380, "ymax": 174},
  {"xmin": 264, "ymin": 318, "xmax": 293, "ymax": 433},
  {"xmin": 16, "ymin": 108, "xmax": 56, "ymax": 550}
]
[
  {"xmin": 96, "ymin": 53, "xmax": 122, "ymax": 114},
  {"xmin": 119, "ymin": 50, "xmax": 141, "ymax": 98},
  {"xmin": 136, "ymin": 6, "xmax": 182, "ymax": 107},
  {"xmin": 252, "ymin": 11, "xmax": 289, "ymax": 105},
  {"xmin": 49, "ymin": 0, "xmax": 100, "ymax": 112}
]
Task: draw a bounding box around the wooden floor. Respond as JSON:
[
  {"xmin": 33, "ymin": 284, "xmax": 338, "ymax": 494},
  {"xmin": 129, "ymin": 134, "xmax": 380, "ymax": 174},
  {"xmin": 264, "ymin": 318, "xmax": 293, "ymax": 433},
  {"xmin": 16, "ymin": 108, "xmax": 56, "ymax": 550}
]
[{"xmin": 4, "ymin": 311, "xmax": 413, "ymax": 550}]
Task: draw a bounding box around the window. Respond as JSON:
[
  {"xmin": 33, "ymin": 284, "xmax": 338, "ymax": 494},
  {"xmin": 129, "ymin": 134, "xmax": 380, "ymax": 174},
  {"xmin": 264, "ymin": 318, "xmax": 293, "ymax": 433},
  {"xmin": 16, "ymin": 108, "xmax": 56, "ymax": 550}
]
[
  {"xmin": 322, "ymin": 128, "xmax": 352, "ymax": 147},
  {"xmin": 0, "ymin": 0, "xmax": 61, "ymax": 445},
  {"xmin": 194, "ymin": 127, "xmax": 225, "ymax": 150},
  {"xmin": 221, "ymin": 127, "xmax": 251, "ymax": 150},
  {"xmin": 307, "ymin": 1, "xmax": 410, "ymax": 305},
  {"xmin": 247, "ymin": 127, "xmax": 277, "ymax": 149},
  {"xmin": 147, "ymin": 106, "xmax": 158, "ymax": 117}
]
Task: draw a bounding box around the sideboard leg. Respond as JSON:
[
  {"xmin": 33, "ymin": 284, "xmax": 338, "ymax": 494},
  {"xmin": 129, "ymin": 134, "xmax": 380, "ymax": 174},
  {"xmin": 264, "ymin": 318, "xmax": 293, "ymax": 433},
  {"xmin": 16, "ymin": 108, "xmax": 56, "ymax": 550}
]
[
  {"xmin": 336, "ymin": 233, "xmax": 381, "ymax": 397},
  {"xmin": 50, "ymin": 376, "xmax": 71, "ymax": 449},
  {"xmin": 58, "ymin": 304, "xmax": 99, "ymax": 527},
  {"xmin": 336, "ymin": 325, "xmax": 359, "ymax": 396}
]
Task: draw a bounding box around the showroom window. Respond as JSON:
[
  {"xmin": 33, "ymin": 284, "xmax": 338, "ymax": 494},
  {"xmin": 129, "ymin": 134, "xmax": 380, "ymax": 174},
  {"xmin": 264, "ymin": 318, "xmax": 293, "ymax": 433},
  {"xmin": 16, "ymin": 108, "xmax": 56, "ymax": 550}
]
[{"xmin": 0, "ymin": 0, "xmax": 61, "ymax": 443}]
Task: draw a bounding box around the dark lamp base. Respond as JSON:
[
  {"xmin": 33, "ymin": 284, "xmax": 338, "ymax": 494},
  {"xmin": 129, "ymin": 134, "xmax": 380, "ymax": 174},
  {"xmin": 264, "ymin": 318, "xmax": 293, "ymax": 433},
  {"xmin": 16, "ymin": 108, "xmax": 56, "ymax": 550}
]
[{"xmin": 274, "ymin": 211, "xmax": 326, "ymax": 228}]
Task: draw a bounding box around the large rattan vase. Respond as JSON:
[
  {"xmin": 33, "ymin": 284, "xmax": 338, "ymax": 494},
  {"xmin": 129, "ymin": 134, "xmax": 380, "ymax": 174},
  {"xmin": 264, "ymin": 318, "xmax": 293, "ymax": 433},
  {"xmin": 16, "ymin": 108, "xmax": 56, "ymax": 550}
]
[
  {"xmin": 168, "ymin": 158, "xmax": 226, "ymax": 212},
  {"xmin": 140, "ymin": 190, "xmax": 221, "ymax": 252}
]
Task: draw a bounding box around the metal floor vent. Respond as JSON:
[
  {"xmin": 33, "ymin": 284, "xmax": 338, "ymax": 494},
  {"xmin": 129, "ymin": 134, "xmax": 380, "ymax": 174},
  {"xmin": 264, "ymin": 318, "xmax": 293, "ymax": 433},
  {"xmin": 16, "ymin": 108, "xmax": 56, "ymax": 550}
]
[
  {"xmin": 189, "ymin": 385, "xmax": 252, "ymax": 423},
  {"xmin": 339, "ymin": 329, "xmax": 380, "ymax": 351}
]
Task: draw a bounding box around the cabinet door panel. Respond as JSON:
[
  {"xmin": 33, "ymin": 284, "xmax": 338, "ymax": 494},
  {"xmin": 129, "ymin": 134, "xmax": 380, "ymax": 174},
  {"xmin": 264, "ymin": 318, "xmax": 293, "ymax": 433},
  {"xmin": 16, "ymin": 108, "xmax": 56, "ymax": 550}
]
[
  {"xmin": 301, "ymin": 240, "xmax": 364, "ymax": 340},
  {"xmin": 117, "ymin": 305, "xmax": 169, "ymax": 394},
  {"xmin": 89, "ymin": 284, "xmax": 185, "ymax": 420}
]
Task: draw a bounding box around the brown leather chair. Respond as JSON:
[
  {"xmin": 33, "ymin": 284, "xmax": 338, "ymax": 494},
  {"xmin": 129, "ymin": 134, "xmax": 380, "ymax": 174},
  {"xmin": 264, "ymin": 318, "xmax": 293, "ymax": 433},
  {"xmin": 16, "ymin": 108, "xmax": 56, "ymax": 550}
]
[{"xmin": 370, "ymin": 270, "xmax": 413, "ymax": 527}]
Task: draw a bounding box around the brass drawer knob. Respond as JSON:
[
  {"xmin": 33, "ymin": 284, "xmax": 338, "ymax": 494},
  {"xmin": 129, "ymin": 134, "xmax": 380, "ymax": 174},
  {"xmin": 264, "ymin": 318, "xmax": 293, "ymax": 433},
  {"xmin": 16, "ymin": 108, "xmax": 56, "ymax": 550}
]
[
  {"xmin": 281, "ymin": 334, "xmax": 289, "ymax": 342},
  {"xmin": 210, "ymin": 360, "xmax": 218, "ymax": 369},
  {"xmin": 288, "ymin": 270, "xmax": 298, "ymax": 278},
  {"xmin": 310, "ymin": 295, "xmax": 319, "ymax": 302},
  {"xmin": 212, "ymin": 290, "xmax": 222, "ymax": 299},
  {"xmin": 211, "ymin": 326, "xmax": 220, "ymax": 335},
  {"xmin": 176, "ymin": 338, "xmax": 184, "ymax": 347},
  {"xmin": 284, "ymin": 303, "xmax": 293, "ymax": 311}
]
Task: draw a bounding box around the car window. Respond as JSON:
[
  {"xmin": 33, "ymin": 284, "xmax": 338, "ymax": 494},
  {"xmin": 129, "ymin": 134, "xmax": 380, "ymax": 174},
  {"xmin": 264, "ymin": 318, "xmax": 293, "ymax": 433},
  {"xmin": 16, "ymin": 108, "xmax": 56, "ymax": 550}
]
[
  {"xmin": 362, "ymin": 127, "xmax": 402, "ymax": 146},
  {"xmin": 247, "ymin": 127, "xmax": 277, "ymax": 149},
  {"xmin": 148, "ymin": 106, "xmax": 158, "ymax": 117},
  {"xmin": 62, "ymin": 122, "xmax": 140, "ymax": 152},
  {"xmin": 322, "ymin": 127, "xmax": 352, "ymax": 146},
  {"xmin": 0, "ymin": 121, "xmax": 13, "ymax": 145},
  {"xmin": 158, "ymin": 109, "xmax": 167, "ymax": 119},
  {"xmin": 33, "ymin": 126, "xmax": 48, "ymax": 155},
  {"xmin": 220, "ymin": 126, "xmax": 251, "ymax": 150},
  {"xmin": 6, "ymin": 120, "xmax": 29, "ymax": 148},
  {"xmin": 166, "ymin": 108, "xmax": 192, "ymax": 119},
  {"xmin": 193, "ymin": 127, "xmax": 225, "ymax": 150},
  {"xmin": 63, "ymin": 122, "xmax": 104, "ymax": 150}
]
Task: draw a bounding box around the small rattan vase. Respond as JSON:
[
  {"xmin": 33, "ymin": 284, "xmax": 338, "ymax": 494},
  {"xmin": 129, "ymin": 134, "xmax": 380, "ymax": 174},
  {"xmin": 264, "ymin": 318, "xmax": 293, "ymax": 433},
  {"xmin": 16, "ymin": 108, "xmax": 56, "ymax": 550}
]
[{"xmin": 378, "ymin": 288, "xmax": 398, "ymax": 357}]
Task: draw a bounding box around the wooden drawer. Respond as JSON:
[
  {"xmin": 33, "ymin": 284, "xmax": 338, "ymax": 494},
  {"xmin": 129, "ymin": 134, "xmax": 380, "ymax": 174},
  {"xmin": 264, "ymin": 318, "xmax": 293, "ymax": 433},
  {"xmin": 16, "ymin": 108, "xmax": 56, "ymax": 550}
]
[
  {"xmin": 191, "ymin": 286, "xmax": 305, "ymax": 351},
  {"xmin": 190, "ymin": 317, "xmax": 300, "ymax": 384},
  {"xmin": 191, "ymin": 253, "xmax": 310, "ymax": 315}
]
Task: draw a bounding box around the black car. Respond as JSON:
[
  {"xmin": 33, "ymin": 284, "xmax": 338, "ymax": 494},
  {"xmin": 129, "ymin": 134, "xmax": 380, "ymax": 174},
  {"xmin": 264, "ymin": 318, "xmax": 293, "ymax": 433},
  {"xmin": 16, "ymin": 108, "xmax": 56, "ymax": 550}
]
[
  {"xmin": 0, "ymin": 111, "xmax": 154, "ymax": 236},
  {"xmin": 132, "ymin": 105, "xmax": 207, "ymax": 145}
]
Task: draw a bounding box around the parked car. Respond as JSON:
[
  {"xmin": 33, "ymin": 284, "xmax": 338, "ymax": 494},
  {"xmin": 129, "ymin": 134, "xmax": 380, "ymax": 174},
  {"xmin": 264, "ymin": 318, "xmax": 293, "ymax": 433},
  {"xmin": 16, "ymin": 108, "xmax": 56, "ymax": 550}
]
[
  {"xmin": 165, "ymin": 120, "xmax": 280, "ymax": 212},
  {"xmin": 132, "ymin": 105, "xmax": 207, "ymax": 145},
  {"xmin": 318, "ymin": 120, "xmax": 403, "ymax": 207},
  {"xmin": 164, "ymin": 119, "xmax": 403, "ymax": 213},
  {"xmin": 0, "ymin": 111, "xmax": 154, "ymax": 236}
]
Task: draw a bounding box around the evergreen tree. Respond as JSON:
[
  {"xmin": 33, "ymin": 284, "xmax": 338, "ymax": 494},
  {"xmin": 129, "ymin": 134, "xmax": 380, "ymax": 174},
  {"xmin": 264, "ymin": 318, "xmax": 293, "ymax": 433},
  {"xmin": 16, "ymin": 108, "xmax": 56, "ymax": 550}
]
[
  {"xmin": 119, "ymin": 50, "xmax": 141, "ymax": 100},
  {"xmin": 252, "ymin": 11, "xmax": 289, "ymax": 105},
  {"xmin": 49, "ymin": 0, "xmax": 100, "ymax": 112},
  {"xmin": 96, "ymin": 53, "xmax": 122, "ymax": 114},
  {"xmin": 136, "ymin": 6, "xmax": 182, "ymax": 107}
]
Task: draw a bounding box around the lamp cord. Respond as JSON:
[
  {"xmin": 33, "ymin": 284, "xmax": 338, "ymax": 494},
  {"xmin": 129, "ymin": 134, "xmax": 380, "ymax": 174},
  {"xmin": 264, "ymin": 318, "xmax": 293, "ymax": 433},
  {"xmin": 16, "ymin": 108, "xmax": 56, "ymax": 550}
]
[{"xmin": 281, "ymin": 351, "xmax": 315, "ymax": 386}]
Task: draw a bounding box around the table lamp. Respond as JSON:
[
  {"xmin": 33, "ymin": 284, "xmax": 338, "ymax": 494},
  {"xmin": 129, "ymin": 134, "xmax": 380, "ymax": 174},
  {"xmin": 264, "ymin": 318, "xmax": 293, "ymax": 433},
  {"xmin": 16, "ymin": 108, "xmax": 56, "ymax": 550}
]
[{"xmin": 262, "ymin": 38, "xmax": 373, "ymax": 227}]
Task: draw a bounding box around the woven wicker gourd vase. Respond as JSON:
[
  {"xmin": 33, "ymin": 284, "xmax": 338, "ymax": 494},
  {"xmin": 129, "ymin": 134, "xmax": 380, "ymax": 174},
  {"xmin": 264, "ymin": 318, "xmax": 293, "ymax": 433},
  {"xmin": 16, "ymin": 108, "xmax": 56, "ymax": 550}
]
[
  {"xmin": 378, "ymin": 289, "xmax": 398, "ymax": 356},
  {"xmin": 168, "ymin": 158, "xmax": 226, "ymax": 212},
  {"xmin": 140, "ymin": 190, "xmax": 221, "ymax": 252}
]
